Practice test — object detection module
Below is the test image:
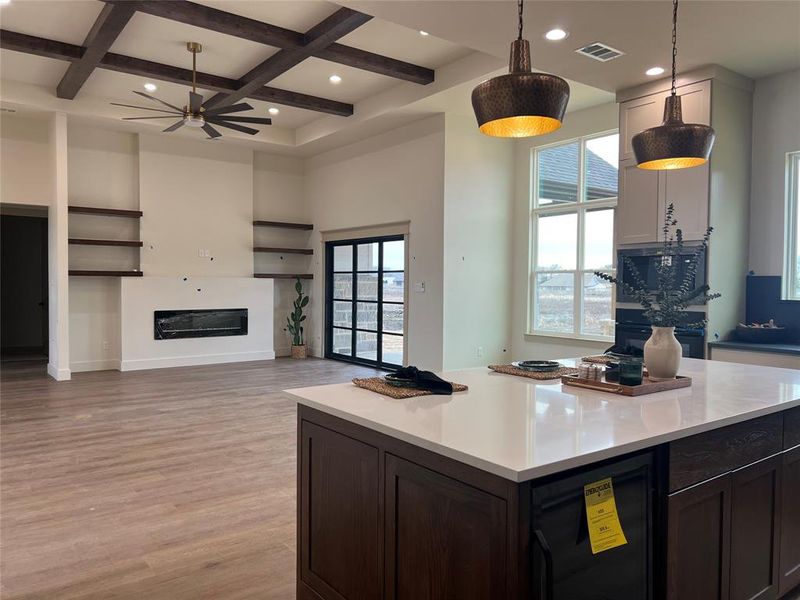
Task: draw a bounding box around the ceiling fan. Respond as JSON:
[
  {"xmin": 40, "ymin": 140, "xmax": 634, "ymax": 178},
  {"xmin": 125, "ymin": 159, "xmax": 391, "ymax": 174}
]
[{"xmin": 111, "ymin": 42, "xmax": 271, "ymax": 139}]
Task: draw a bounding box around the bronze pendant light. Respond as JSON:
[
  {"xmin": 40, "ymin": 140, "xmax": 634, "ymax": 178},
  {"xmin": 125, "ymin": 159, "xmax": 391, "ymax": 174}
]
[
  {"xmin": 632, "ymin": 0, "xmax": 715, "ymax": 169},
  {"xmin": 471, "ymin": 0, "xmax": 570, "ymax": 138}
]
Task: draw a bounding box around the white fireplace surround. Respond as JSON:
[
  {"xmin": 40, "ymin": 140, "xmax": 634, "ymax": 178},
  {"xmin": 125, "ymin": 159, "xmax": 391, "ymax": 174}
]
[{"xmin": 120, "ymin": 277, "xmax": 274, "ymax": 371}]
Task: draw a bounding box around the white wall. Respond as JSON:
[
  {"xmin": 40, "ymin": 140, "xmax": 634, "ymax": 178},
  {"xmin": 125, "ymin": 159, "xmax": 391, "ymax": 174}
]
[
  {"xmin": 0, "ymin": 114, "xmax": 52, "ymax": 207},
  {"xmin": 442, "ymin": 113, "xmax": 514, "ymax": 369},
  {"xmin": 748, "ymin": 68, "xmax": 800, "ymax": 276},
  {"xmin": 253, "ymin": 152, "xmax": 311, "ymax": 355},
  {"xmin": 511, "ymin": 102, "xmax": 618, "ymax": 361},
  {"xmin": 67, "ymin": 124, "xmax": 139, "ymax": 371},
  {"xmin": 305, "ymin": 116, "xmax": 446, "ymax": 370},
  {"xmin": 120, "ymin": 277, "xmax": 274, "ymax": 371},
  {"xmin": 138, "ymin": 134, "xmax": 253, "ymax": 278}
]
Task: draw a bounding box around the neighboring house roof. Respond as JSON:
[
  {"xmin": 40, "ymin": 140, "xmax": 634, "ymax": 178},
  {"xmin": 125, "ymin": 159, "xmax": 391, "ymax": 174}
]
[{"xmin": 538, "ymin": 144, "xmax": 618, "ymax": 203}]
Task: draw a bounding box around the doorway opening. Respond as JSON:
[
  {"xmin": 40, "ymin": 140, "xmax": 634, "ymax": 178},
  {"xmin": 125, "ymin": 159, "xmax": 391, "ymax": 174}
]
[
  {"xmin": 325, "ymin": 235, "xmax": 405, "ymax": 369},
  {"xmin": 1, "ymin": 207, "xmax": 48, "ymax": 363}
]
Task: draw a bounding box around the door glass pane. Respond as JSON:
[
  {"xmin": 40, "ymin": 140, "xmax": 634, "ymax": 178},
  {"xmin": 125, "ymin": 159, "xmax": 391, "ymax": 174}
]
[
  {"xmin": 582, "ymin": 273, "xmax": 613, "ymax": 336},
  {"xmin": 535, "ymin": 273, "xmax": 574, "ymax": 332},
  {"xmin": 583, "ymin": 209, "xmax": 614, "ymax": 270},
  {"xmin": 537, "ymin": 212, "xmax": 577, "ymax": 270},
  {"xmin": 382, "ymin": 272, "xmax": 404, "ymax": 302},
  {"xmin": 585, "ymin": 134, "xmax": 619, "ymax": 200},
  {"xmin": 332, "ymin": 301, "xmax": 351, "ymax": 328},
  {"xmin": 382, "ymin": 334, "xmax": 403, "ymax": 366},
  {"xmin": 332, "ymin": 327, "xmax": 352, "ymax": 356},
  {"xmin": 382, "ymin": 303, "xmax": 404, "ymax": 334},
  {"xmin": 357, "ymin": 243, "xmax": 379, "ymax": 271},
  {"xmin": 356, "ymin": 302, "xmax": 378, "ymax": 331},
  {"xmin": 333, "ymin": 274, "xmax": 352, "ymax": 300},
  {"xmin": 356, "ymin": 331, "xmax": 378, "ymax": 361},
  {"xmin": 537, "ymin": 141, "xmax": 579, "ymax": 205},
  {"xmin": 333, "ymin": 245, "xmax": 353, "ymax": 271},
  {"xmin": 383, "ymin": 240, "xmax": 404, "ymax": 270},
  {"xmin": 357, "ymin": 273, "xmax": 378, "ymax": 300}
]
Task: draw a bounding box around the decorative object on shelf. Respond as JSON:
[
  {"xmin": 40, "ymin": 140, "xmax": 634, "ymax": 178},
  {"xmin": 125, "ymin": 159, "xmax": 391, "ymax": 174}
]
[
  {"xmin": 111, "ymin": 42, "xmax": 271, "ymax": 139},
  {"xmin": 595, "ymin": 204, "xmax": 720, "ymax": 380},
  {"xmin": 471, "ymin": 0, "xmax": 569, "ymax": 138},
  {"xmin": 735, "ymin": 320, "xmax": 790, "ymax": 343},
  {"xmin": 632, "ymin": 0, "xmax": 715, "ymax": 170},
  {"xmin": 287, "ymin": 276, "xmax": 309, "ymax": 359}
]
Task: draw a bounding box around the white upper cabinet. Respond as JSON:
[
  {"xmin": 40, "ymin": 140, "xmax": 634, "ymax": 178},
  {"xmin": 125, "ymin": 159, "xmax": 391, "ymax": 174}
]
[
  {"xmin": 662, "ymin": 162, "xmax": 710, "ymax": 242},
  {"xmin": 617, "ymin": 159, "xmax": 662, "ymax": 245}
]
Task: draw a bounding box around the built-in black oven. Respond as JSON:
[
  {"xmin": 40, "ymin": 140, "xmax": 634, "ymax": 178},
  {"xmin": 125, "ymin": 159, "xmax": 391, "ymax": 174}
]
[
  {"xmin": 615, "ymin": 309, "xmax": 706, "ymax": 359},
  {"xmin": 616, "ymin": 245, "xmax": 707, "ymax": 305}
]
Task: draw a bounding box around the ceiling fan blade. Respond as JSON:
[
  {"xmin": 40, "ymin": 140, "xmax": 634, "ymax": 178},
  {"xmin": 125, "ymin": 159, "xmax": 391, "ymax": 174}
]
[
  {"xmin": 202, "ymin": 123, "xmax": 222, "ymax": 139},
  {"xmin": 206, "ymin": 119, "xmax": 260, "ymax": 136},
  {"xmin": 132, "ymin": 90, "xmax": 183, "ymax": 112},
  {"xmin": 163, "ymin": 120, "xmax": 185, "ymax": 133},
  {"xmin": 111, "ymin": 102, "xmax": 182, "ymax": 115},
  {"xmin": 189, "ymin": 91, "xmax": 203, "ymax": 114},
  {"xmin": 208, "ymin": 116, "xmax": 272, "ymax": 125},
  {"xmin": 122, "ymin": 116, "xmax": 184, "ymax": 120},
  {"xmin": 203, "ymin": 103, "xmax": 254, "ymax": 117}
]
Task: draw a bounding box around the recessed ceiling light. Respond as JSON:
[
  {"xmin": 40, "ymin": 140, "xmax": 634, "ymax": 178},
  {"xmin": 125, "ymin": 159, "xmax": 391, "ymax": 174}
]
[
  {"xmin": 419, "ymin": 30, "xmax": 429, "ymax": 36},
  {"xmin": 268, "ymin": 107, "xmax": 279, "ymax": 115},
  {"xmin": 329, "ymin": 74, "xmax": 342, "ymax": 84},
  {"xmin": 545, "ymin": 29, "xmax": 568, "ymax": 41},
  {"xmin": 143, "ymin": 82, "xmax": 157, "ymax": 92},
  {"xmin": 645, "ymin": 66, "xmax": 665, "ymax": 76}
]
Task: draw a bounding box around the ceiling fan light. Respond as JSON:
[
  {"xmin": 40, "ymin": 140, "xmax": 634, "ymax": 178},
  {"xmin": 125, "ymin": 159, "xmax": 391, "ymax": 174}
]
[
  {"xmin": 184, "ymin": 114, "xmax": 206, "ymax": 128},
  {"xmin": 632, "ymin": 94, "xmax": 715, "ymax": 170},
  {"xmin": 471, "ymin": 30, "xmax": 569, "ymax": 138}
]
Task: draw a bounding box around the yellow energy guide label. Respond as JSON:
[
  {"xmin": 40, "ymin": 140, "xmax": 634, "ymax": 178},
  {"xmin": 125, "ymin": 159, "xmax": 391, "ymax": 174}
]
[{"xmin": 583, "ymin": 477, "xmax": 628, "ymax": 554}]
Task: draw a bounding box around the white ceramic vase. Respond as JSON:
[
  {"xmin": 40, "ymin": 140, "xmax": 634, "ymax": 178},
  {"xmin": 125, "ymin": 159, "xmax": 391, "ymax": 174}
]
[{"xmin": 643, "ymin": 326, "xmax": 682, "ymax": 381}]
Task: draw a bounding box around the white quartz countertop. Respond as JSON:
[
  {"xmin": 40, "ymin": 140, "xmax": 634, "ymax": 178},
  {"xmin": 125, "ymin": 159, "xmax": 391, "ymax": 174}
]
[{"xmin": 285, "ymin": 358, "xmax": 800, "ymax": 482}]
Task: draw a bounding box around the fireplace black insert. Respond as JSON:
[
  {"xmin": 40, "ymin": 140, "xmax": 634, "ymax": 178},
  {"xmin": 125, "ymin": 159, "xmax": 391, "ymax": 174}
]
[{"xmin": 154, "ymin": 308, "xmax": 248, "ymax": 340}]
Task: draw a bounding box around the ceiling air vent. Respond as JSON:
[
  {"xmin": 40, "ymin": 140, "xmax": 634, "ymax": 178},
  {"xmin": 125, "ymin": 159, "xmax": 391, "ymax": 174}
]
[{"xmin": 575, "ymin": 42, "xmax": 625, "ymax": 62}]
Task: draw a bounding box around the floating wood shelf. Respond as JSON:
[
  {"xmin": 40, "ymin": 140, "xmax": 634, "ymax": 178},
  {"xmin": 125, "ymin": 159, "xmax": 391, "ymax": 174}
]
[
  {"xmin": 69, "ymin": 238, "xmax": 144, "ymax": 247},
  {"xmin": 253, "ymin": 220, "xmax": 312, "ymax": 230},
  {"xmin": 68, "ymin": 205, "xmax": 143, "ymax": 218},
  {"xmin": 254, "ymin": 273, "xmax": 313, "ymax": 279},
  {"xmin": 253, "ymin": 247, "xmax": 313, "ymax": 255},
  {"xmin": 69, "ymin": 270, "xmax": 144, "ymax": 277}
]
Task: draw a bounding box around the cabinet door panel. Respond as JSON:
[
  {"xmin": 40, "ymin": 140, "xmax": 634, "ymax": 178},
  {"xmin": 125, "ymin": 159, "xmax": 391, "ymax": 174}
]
[
  {"xmin": 676, "ymin": 80, "xmax": 712, "ymax": 126},
  {"xmin": 385, "ymin": 454, "xmax": 507, "ymax": 600},
  {"xmin": 300, "ymin": 421, "xmax": 381, "ymax": 600},
  {"xmin": 617, "ymin": 159, "xmax": 661, "ymax": 245},
  {"xmin": 662, "ymin": 162, "xmax": 710, "ymax": 241},
  {"xmin": 780, "ymin": 446, "xmax": 800, "ymax": 596},
  {"xmin": 730, "ymin": 455, "xmax": 782, "ymax": 600},
  {"xmin": 620, "ymin": 95, "xmax": 664, "ymax": 161},
  {"xmin": 667, "ymin": 474, "xmax": 732, "ymax": 600}
]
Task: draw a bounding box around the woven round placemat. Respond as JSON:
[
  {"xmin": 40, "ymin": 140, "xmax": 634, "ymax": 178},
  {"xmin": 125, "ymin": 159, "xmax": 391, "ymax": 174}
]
[
  {"xmin": 581, "ymin": 355, "xmax": 615, "ymax": 365},
  {"xmin": 353, "ymin": 377, "xmax": 468, "ymax": 399},
  {"xmin": 488, "ymin": 364, "xmax": 578, "ymax": 380}
]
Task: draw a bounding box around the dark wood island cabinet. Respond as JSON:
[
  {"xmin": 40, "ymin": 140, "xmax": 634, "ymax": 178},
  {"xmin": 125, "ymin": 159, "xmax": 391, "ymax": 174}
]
[{"xmin": 289, "ymin": 362, "xmax": 800, "ymax": 600}]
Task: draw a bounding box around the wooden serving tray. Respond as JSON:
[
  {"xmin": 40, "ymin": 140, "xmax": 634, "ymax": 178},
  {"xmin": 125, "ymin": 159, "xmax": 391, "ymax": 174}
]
[{"xmin": 561, "ymin": 374, "xmax": 692, "ymax": 396}]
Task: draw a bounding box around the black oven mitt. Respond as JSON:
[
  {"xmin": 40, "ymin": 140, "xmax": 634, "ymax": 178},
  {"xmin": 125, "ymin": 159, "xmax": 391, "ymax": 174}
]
[{"xmin": 392, "ymin": 366, "xmax": 454, "ymax": 395}]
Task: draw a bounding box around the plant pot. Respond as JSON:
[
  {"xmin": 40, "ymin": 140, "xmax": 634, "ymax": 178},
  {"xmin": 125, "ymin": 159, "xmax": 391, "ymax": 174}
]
[
  {"xmin": 643, "ymin": 326, "xmax": 682, "ymax": 381},
  {"xmin": 291, "ymin": 344, "xmax": 308, "ymax": 359}
]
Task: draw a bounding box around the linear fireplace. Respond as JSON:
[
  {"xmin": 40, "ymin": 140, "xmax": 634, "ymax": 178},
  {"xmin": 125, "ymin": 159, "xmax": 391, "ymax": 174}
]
[{"xmin": 154, "ymin": 308, "xmax": 248, "ymax": 340}]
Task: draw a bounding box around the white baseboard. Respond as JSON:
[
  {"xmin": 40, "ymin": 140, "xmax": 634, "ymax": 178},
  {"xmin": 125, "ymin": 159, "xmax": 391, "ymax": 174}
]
[
  {"xmin": 47, "ymin": 363, "xmax": 71, "ymax": 381},
  {"xmin": 120, "ymin": 350, "xmax": 276, "ymax": 372},
  {"xmin": 70, "ymin": 359, "xmax": 122, "ymax": 373}
]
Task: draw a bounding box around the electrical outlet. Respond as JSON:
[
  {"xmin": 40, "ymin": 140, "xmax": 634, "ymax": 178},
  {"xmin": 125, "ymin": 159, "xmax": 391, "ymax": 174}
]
[
  {"xmin": 477, "ymin": 346, "xmax": 483, "ymax": 358},
  {"xmin": 102, "ymin": 341, "xmax": 110, "ymax": 350},
  {"xmin": 198, "ymin": 248, "xmax": 204, "ymax": 257}
]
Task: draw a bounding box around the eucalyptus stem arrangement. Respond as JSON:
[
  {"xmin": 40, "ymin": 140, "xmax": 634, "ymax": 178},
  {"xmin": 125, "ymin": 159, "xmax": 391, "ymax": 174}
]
[{"xmin": 595, "ymin": 204, "xmax": 720, "ymax": 327}]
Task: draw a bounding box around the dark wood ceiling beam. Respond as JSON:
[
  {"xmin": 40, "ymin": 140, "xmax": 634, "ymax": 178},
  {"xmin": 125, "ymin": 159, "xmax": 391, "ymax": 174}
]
[
  {"xmin": 56, "ymin": 2, "xmax": 136, "ymax": 99},
  {"xmin": 103, "ymin": 0, "xmax": 434, "ymax": 86},
  {"xmin": 204, "ymin": 8, "xmax": 371, "ymax": 109},
  {"xmin": 0, "ymin": 30, "xmax": 354, "ymax": 116}
]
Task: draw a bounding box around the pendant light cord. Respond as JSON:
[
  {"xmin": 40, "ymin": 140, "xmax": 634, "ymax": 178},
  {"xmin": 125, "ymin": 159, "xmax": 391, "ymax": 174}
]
[
  {"xmin": 671, "ymin": 0, "xmax": 678, "ymax": 96},
  {"xmin": 517, "ymin": 0, "xmax": 524, "ymax": 40}
]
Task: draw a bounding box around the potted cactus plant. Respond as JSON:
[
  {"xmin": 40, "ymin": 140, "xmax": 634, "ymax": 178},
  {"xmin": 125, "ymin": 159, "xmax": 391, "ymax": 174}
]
[{"xmin": 287, "ymin": 277, "xmax": 309, "ymax": 359}]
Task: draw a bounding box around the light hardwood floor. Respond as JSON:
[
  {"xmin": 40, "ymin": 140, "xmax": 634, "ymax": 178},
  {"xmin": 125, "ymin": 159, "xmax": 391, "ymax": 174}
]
[{"xmin": 0, "ymin": 358, "xmax": 379, "ymax": 599}]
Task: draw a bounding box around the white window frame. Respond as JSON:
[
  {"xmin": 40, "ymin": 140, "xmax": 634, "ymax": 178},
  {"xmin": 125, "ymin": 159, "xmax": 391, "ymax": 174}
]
[
  {"xmin": 528, "ymin": 130, "xmax": 618, "ymax": 341},
  {"xmin": 783, "ymin": 151, "xmax": 800, "ymax": 301}
]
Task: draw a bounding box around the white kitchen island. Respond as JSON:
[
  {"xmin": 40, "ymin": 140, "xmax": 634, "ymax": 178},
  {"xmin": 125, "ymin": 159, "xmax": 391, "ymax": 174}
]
[{"xmin": 288, "ymin": 358, "xmax": 800, "ymax": 600}]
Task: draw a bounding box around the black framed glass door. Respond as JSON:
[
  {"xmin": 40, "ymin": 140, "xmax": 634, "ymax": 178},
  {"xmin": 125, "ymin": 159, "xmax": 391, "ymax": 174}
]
[{"xmin": 325, "ymin": 235, "xmax": 405, "ymax": 369}]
